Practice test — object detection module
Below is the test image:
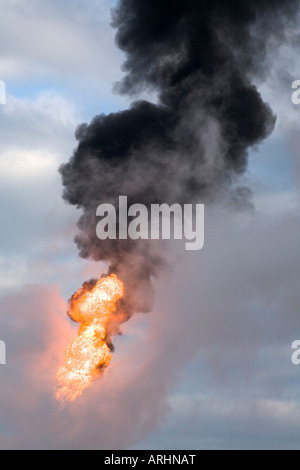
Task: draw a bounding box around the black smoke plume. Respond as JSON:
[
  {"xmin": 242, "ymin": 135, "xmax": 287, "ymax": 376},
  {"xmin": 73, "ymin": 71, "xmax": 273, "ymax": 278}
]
[{"xmin": 60, "ymin": 0, "xmax": 299, "ymax": 316}]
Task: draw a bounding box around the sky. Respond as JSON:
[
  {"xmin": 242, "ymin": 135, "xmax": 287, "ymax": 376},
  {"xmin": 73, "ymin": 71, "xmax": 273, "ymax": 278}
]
[{"xmin": 0, "ymin": 0, "xmax": 300, "ymax": 450}]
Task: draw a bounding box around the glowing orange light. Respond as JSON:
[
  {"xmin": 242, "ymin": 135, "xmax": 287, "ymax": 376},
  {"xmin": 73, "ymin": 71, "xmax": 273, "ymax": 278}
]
[{"xmin": 55, "ymin": 274, "xmax": 124, "ymax": 403}]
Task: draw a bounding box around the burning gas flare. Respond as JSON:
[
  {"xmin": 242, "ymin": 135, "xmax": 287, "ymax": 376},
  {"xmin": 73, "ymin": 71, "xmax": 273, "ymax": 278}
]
[{"xmin": 55, "ymin": 274, "xmax": 124, "ymax": 403}]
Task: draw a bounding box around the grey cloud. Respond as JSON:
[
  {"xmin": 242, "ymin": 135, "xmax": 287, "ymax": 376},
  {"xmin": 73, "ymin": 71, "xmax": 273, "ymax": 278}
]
[{"xmin": 1, "ymin": 202, "xmax": 300, "ymax": 449}]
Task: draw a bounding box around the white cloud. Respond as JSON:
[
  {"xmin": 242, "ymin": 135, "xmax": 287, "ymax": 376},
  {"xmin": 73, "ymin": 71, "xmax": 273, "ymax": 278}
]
[
  {"xmin": 0, "ymin": 91, "xmax": 80, "ymax": 288},
  {"xmin": 0, "ymin": 148, "xmax": 57, "ymax": 181},
  {"xmin": 0, "ymin": 92, "xmax": 78, "ymax": 152},
  {"xmin": 0, "ymin": 0, "xmax": 123, "ymax": 84}
]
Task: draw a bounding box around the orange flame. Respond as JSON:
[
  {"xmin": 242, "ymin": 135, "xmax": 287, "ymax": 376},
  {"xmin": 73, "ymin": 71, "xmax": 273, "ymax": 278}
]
[{"xmin": 55, "ymin": 274, "xmax": 124, "ymax": 403}]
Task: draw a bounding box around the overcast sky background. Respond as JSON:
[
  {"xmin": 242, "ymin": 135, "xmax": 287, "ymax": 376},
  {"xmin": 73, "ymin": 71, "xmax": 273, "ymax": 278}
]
[{"xmin": 0, "ymin": 0, "xmax": 300, "ymax": 450}]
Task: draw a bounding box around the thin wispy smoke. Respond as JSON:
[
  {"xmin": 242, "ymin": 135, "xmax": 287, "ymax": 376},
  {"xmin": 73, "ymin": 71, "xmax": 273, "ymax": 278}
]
[{"xmin": 60, "ymin": 0, "xmax": 299, "ymax": 316}]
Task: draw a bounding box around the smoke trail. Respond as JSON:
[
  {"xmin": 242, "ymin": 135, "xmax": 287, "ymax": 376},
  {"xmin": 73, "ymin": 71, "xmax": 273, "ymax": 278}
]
[{"xmin": 60, "ymin": 0, "xmax": 299, "ymax": 315}]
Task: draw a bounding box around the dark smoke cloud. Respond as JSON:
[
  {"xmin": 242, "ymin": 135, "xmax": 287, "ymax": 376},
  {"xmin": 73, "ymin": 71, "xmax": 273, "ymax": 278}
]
[{"xmin": 60, "ymin": 0, "xmax": 299, "ymax": 315}]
